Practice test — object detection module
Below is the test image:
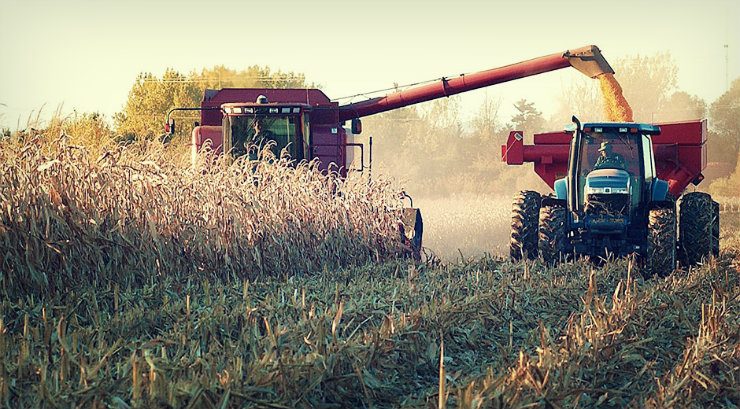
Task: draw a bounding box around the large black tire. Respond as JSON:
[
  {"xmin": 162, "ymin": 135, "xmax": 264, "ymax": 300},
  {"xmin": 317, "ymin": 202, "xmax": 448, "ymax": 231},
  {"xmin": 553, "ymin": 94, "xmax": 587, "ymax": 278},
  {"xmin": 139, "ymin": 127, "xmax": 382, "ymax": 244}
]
[
  {"xmin": 645, "ymin": 207, "xmax": 676, "ymax": 277},
  {"xmin": 510, "ymin": 191, "xmax": 541, "ymax": 261},
  {"xmin": 677, "ymin": 192, "xmax": 716, "ymax": 266},
  {"xmin": 538, "ymin": 204, "xmax": 567, "ymax": 265}
]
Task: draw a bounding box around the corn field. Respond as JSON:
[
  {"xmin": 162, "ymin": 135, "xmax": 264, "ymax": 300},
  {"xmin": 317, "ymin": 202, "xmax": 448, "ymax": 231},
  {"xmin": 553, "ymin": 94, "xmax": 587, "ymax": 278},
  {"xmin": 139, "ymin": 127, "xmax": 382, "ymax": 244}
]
[
  {"xmin": 0, "ymin": 134, "xmax": 738, "ymax": 408},
  {"xmin": 0, "ymin": 136, "xmax": 404, "ymax": 296}
]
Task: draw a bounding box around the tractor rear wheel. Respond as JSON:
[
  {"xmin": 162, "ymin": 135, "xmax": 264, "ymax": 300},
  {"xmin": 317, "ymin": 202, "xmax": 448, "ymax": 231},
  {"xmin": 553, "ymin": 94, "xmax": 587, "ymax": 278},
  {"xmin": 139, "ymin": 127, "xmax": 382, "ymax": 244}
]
[
  {"xmin": 645, "ymin": 207, "xmax": 676, "ymax": 277},
  {"xmin": 510, "ymin": 191, "xmax": 541, "ymax": 261},
  {"xmin": 677, "ymin": 192, "xmax": 716, "ymax": 266},
  {"xmin": 538, "ymin": 204, "xmax": 567, "ymax": 265}
]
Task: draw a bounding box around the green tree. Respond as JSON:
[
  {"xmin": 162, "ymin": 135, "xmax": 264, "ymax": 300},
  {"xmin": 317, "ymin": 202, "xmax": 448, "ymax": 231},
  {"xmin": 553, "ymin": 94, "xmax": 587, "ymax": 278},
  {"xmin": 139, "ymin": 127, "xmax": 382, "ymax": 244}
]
[
  {"xmin": 470, "ymin": 93, "xmax": 503, "ymax": 142},
  {"xmin": 657, "ymin": 91, "xmax": 706, "ymax": 122},
  {"xmin": 510, "ymin": 99, "xmax": 544, "ymax": 136},
  {"xmin": 114, "ymin": 66, "xmax": 313, "ymax": 139},
  {"xmin": 64, "ymin": 111, "xmax": 115, "ymax": 154},
  {"xmin": 419, "ymin": 97, "xmax": 462, "ymax": 155},
  {"xmin": 708, "ymin": 77, "xmax": 740, "ymax": 165},
  {"xmin": 193, "ymin": 65, "xmax": 311, "ymax": 89},
  {"xmin": 114, "ymin": 69, "xmax": 201, "ymax": 139}
]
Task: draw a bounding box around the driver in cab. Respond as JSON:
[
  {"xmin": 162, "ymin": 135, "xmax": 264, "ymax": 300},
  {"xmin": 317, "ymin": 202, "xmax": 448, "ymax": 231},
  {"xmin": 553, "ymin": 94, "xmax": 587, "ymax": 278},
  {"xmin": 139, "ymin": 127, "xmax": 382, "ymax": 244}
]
[
  {"xmin": 247, "ymin": 117, "xmax": 276, "ymax": 160},
  {"xmin": 594, "ymin": 141, "xmax": 626, "ymax": 170}
]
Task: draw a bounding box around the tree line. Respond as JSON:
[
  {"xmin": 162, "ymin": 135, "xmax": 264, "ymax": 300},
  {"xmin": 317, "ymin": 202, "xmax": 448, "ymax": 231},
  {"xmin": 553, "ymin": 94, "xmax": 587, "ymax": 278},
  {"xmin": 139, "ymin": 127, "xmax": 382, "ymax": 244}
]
[{"xmin": 114, "ymin": 66, "xmax": 312, "ymax": 139}]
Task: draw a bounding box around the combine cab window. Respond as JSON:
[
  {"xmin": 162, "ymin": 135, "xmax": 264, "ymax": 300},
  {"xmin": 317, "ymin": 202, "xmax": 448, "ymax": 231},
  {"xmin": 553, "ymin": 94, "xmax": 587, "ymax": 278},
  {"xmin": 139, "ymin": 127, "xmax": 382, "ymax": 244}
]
[{"xmin": 228, "ymin": 114, "xmax": 304, "ymax": 161}]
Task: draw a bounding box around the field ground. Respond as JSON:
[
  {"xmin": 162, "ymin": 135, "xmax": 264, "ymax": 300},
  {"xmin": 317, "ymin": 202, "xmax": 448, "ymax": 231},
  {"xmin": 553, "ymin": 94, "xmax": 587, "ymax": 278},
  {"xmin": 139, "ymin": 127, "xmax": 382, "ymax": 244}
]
[
  {"xmin": 1, "ymin": 212, "xmax": 737, "ymax": 408},
  {"xmin": 420, "ymin": 194, "xmax": 740, "ymax": 260},
  {"xmin": 414, "ymin": 195, "xmax": 511, "ymax": 261}
]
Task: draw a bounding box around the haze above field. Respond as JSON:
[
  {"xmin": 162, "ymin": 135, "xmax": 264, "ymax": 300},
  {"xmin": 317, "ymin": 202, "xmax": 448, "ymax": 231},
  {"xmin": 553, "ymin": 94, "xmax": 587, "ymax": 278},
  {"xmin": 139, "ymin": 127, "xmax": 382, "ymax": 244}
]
[{"xmin": 0, "ymin": 0, "xmax": 738, "ymax": 128}]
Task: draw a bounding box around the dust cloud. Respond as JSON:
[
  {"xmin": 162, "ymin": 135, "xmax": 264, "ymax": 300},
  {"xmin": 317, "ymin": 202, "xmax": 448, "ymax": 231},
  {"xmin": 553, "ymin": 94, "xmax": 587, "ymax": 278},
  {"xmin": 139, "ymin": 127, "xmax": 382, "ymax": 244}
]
[{"xmin": 414, "ymin": 194, "xmax": 513, "ymax": 261}]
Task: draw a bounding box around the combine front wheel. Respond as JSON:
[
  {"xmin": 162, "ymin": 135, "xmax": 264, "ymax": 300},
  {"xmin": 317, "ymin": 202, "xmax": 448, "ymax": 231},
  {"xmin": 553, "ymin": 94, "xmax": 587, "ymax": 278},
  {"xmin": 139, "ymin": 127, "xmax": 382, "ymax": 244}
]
[
  {"xmin": 538, "ymin": 203, "xmax": 567, "ymax": 265},
  {"xmin": 645, "ymin": 207, "xmax": 676, "ymax": 277},
  {"xmin": 399, "ymin": 208, "xmax": 423, "ymax": 261},
  {"xmin": 677, "ymin": 192, "xmax": 716, "ymax": 266},
  {"xmin": 510, "ymin": 191, "xmax": 541, "ymax": 261}
]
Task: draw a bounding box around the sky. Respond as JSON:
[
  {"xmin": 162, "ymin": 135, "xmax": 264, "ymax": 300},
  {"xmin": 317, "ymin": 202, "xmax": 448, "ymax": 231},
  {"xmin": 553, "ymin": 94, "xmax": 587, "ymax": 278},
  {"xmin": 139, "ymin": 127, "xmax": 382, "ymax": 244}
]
[{"xmin": 1, "ymin": 0, "xmax": 738, "ymax": 129}]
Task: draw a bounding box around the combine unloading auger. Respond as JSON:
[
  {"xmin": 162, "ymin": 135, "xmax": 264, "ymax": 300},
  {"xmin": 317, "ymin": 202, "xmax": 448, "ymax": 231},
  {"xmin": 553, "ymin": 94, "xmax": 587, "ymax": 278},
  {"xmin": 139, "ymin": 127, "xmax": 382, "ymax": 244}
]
[{"xmin": 338, "ymin": 45, "xmax": 614, "ymax": 121}]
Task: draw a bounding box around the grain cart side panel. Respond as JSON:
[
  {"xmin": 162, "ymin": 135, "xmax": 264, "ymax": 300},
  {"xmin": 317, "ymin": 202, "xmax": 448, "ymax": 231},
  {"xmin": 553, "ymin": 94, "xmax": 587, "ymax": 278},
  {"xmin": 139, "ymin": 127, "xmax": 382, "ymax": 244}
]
[
  {"xmin": 652, "ymin": 119, "xmax": 707, "ymax": 196},
  {"xmin": 502, "ymin": 130, "xmax": 571, "ymax": 188}
]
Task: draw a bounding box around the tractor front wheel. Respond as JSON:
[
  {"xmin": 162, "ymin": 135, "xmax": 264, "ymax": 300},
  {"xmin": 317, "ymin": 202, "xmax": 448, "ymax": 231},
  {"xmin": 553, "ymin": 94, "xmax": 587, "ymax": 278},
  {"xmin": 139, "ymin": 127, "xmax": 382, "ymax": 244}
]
[
  {"xmin": 538, "ymin": 204, "xmax": 567, "ymax": 265},
  {"xmin": 677, "ymin": 192, "xmax": 717, "ymax": 266},
  {"xmin": 510, "ymin": 191, "xmax": 541, "ymax": 261},
  {"xmin": 645, "ymin": 206, "xmax": 676, "ymax": 277}
]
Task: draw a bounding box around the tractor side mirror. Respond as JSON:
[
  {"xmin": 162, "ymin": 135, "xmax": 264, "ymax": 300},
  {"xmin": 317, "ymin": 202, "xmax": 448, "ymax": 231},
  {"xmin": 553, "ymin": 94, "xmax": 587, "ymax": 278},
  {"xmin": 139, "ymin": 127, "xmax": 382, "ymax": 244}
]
[
  {"xmin": 351, "ymin": 118, "xmax": 362, "ymax": 134},
  {"xmin": 564, "ymin": 123, "xmax": 577, "ymax": 132}
]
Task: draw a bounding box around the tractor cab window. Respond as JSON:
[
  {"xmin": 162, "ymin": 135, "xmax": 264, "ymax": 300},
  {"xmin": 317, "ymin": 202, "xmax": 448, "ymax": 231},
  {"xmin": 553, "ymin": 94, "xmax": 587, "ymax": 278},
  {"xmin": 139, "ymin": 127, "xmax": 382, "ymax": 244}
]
[
  {"xmin": 228, "ymin": 114, "xmax": 304, "ymax": 161},
  {"xmin": 578, "ymin": 132, "xmax": 640, "ymax": 177},
  {"xmin": 577, "ymin": 131, "xmax": 643, "ymax": 208}
]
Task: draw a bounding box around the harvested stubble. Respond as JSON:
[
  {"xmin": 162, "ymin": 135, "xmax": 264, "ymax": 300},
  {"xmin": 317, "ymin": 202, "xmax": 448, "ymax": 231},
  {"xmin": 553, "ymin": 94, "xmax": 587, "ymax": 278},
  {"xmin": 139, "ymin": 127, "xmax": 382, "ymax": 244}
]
[
  {"xmin": 0, "ymin": 250, "xmax": 737, "ymax": 407},
  {"xmin": 0, "ymin": 136, "xmax": 404, "ymax": 296}
]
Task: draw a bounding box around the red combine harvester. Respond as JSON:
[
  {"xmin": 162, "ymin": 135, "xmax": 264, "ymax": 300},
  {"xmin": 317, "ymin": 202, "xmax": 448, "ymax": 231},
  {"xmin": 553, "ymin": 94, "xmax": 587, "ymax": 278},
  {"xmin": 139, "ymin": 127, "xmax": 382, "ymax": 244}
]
[
  {"xmin": 502, "ymin": 117, "xmax": 717, "ymax": 275},
  {"xmin": 166, "ymin": 45, "xmax": 616, "ymax": 257}
]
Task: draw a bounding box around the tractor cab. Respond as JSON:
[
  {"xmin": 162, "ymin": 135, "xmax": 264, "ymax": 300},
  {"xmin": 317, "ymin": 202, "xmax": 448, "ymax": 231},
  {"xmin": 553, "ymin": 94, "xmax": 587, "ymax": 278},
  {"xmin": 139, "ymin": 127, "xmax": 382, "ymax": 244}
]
[
  {"xmin": 567, "ymin": 122, "xmax": 661, "ymax": 231},
  {"xmin": 221, "ymin": 99, "xmax": 310, "ymax": 162}
]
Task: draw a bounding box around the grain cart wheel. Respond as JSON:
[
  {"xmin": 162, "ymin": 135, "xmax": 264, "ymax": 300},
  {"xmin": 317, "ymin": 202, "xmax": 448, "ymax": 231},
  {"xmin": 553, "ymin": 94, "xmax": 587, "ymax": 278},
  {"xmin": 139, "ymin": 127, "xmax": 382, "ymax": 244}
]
[
  {"xmin": 510, "ymin": 191, "xmax": 541, "ymax": 261},
  {"xmin": 538, "ymin": 203, "xmax": 567, "ymax": 265},
  {"xmin": 645, "ymin": 207, "xmax": 676, "ymax": 277},
  {"xmin": 677, "ymin": 192, "xmax": 715, "ymax": 266},
  {"xmin": 712, "ymin": 200, "xmax": 720, "ymax": 257}
]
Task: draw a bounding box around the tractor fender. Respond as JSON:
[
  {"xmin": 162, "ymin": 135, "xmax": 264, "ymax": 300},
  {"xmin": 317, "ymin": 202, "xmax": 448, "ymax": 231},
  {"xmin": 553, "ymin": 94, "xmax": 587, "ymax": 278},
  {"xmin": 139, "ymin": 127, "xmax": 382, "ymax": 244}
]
[
  {"xmin": 651, "ymin": 179, "xmax": 670, "ymax": 202},
  {"xmin": 554, "ymin": 177, "xmax": 567, "ymax": 200}
]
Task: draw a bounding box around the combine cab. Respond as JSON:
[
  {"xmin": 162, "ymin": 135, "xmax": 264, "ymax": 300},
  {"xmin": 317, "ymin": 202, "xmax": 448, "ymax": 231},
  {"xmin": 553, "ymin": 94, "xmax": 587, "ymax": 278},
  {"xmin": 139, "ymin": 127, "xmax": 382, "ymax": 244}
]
[{"xmin": 503, "ymin": 117, "xmax": 718, "ymax": 275}]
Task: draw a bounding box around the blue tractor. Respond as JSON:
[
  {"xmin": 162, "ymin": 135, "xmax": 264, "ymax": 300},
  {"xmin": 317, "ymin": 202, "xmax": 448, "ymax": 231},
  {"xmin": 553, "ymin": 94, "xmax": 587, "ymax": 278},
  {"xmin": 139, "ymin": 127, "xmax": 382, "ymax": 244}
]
[{"xmin": 504, "ymin": 117, "xmax": 719, "ymax": 276}]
